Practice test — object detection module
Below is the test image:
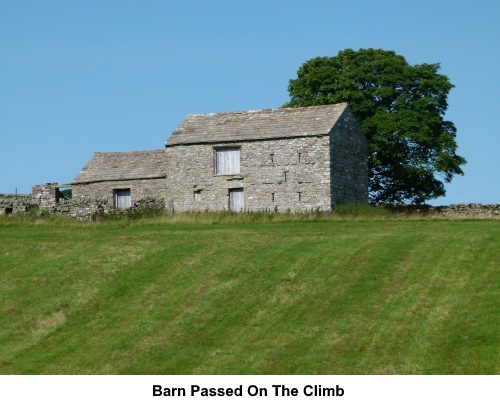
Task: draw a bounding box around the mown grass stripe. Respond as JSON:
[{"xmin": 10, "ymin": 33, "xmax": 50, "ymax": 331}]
[{"xmin": 0, "ymin": 217, "xmax": 497, "ymax": 374}]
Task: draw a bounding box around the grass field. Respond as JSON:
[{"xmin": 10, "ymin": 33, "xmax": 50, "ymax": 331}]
[{"xmin": 0, "ymin": 211, "xmax": 498, "ymax": 374}]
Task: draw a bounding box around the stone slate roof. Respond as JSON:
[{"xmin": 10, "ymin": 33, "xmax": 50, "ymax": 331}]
[
  {"xmin": 71, "ymin": 150, "xmax": 166, "ymax": 184},
  {"xmin": 166, "ymin": 103, "xmax": 349, "ymax": 146}
]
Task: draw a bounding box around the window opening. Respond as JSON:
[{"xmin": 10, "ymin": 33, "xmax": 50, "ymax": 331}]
[
  {"xmin": 114, "ymin": 189, "xmax": 131, "ymax": 209},
  {"xmin": 271, "ymin": 192, "xmax": 275, "ymax": 202},
  {"xmin": 215, "ymin": 148, "xmax": 240, "ymax": 175},
  {"xmin": 194, "ymin": 190, "xmax": 202, "ymax": 201},
  {"xmin": 298, "ymin": 192, "xmax": 302, "ymax": 202},
  {"xmin": 59, "ymin": 187, "xmax": 72, "ymax": 200}
]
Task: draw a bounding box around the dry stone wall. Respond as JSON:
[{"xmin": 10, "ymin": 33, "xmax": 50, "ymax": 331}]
[
  {"xmin": 385, "ymin": 203, "xmax": 500, "ymax": 218},
  {"xmin": 49, "ymin": 196, "xmax": 165, "ymax": 220},
  {"xmin": 437, "ymin": 204, "xmax": 500, "ymax": 218},
  {"xmin": 0, "ymin": 193, "xmax": 34, "ymax": 215},
  {"xmin": 2, "ymin": 183, "xmax": 164, "ymax": 220}
]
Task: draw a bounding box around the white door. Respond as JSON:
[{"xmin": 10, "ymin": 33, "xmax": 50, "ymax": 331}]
[
  {"xmin": 229, "ymin": 188, "xmax": 244, "ymax": 212},
  {"xmin": 114, "ymin": 189, "xmax": 131, "ymax": 209},
  {"xmin": 216, "ymin": 148, "xmax": 240, "ymax": 174}
]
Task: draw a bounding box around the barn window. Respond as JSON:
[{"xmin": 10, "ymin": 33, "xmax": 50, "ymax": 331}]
[
  {"xmin": 194, "ymin": 190, "xmax": 202, "ymax": 201},
  {"xmin": 114, "ymin": 189, "xmax": 131, "ymax": 209},
  {"xmin": 215, "ymin": 148, "xmax": 240, "ymax": 175}
]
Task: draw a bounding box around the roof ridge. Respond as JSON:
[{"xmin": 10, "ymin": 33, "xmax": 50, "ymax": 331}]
[
  {"xmin": 93, "ymin": 149, "xmax": 165, "ymax": 155},
  {"xmin": 186, "ymin": 102, "xmax": 348, "ymax": 117}
]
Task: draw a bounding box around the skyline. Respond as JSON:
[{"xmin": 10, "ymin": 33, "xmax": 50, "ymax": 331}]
[{"xmin": 1, "ymin": 0, "xmax": 499, "ymax": 204}]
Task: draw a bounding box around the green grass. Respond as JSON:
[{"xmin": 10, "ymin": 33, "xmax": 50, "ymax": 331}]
[{"xmin": 0, "ymin": 213, "xmax": 498, "ymax": 374}]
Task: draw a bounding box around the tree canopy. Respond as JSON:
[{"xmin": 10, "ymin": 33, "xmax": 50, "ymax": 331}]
[{"xmin": 284, "ymin": 48, "xmax": 466, "ymax": 204}]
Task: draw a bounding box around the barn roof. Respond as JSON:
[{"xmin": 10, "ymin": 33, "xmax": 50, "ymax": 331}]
[
  {"xmin": 166, "ymin": 103, "xmax": 349, "ymax": 146},
  {"xmin": 71, "ymin": 150, "xmax": 166, "ymax": 184}
]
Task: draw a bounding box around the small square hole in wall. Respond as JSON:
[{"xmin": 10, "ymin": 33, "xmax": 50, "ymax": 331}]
[{"xmin": 194, "ymin": 190, "xmax": 202, "ymax": 201}]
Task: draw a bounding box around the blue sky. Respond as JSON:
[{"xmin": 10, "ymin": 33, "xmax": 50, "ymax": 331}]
[{"xmin": 1, "ymin": 0, "xmax": 499, "ymax": 204}]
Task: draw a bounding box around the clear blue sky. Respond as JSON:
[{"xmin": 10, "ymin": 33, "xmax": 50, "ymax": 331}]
[{"xmin": 1, "ymin": 0, "xmax": 499, "ymax": 204}]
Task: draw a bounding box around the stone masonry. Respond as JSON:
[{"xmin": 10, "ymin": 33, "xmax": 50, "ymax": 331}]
[
  {"xmin": 71, "ymin": 150, "xmax": 167, "ymax": 207},
  {"xmin": 0, "ymin": 183, "xmax": 164, "ymax": 220},
  {"xmin": 166, "ymin": 136, "xmax": 332, "ymax": 212},
  {"xmin": 0, "ymin": 193, "xmax": 33, "ymax": 215},
  {"xmin": 32, "ymin": 183, "xmax": 67, "ymax": 210},
  {"xmin": 165, "ymin": 103, "xmax": 368, "ymax": 212},
  {"xmin": 72, "ymin": 178, "xmax": 166, "ymax": 206}
]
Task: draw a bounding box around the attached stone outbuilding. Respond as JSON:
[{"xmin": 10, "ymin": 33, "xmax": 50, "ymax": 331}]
[
  {"xmin": 71, "ymin": 150, "xmax": 166, "ymax": 209},
  {"xmin": 165, "ymin": 103, "xmax": 368, "ymax": 212}
]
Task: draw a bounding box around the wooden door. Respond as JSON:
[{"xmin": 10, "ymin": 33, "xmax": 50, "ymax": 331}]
[{"xmin": 229, "ymin": 188, "xmax": 244, "ymax": 212}]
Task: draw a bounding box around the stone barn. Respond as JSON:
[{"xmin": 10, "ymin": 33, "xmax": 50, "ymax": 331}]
[
  {"xmin": 71, "ymin": 150, "xmax": 166, "ymax": 209},
  {"xmin": 165, "ymin": 103, "xmax": 368, "ymax": 212}
]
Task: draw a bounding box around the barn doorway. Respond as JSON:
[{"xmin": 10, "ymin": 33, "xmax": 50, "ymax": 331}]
[
  {"xmin": 114, "ymin": 189, "xmax": 131, "ymax": 209},
  {"xmin": 229, "ymin": 188, "xmax": 244, "ymax": 212}
]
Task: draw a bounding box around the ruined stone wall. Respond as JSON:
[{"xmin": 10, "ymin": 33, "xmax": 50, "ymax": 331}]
[
  {"xmin": 330, "ymin": 109, "xmax": 369, "ymax": 204},
  {"xmin": 49, "ymin": 196, "xmax": 165, "ymax": 220},
  {"xmin": 2, "ymin": 183, "xmax": 164, "ymax": 220},
  {"xmin": 165, "ymin": 136, "xmax": 333, "ymax": 212},
  {"xmin": 72, "ymin": 178, "xmax": 166, "ymax": 206},
  {"xmin": 32, "ymin": 183, "xmax": 66, "ymax": 210},
  {"xmin": 0, "ymin": 193, "xmax": 33, "ymax": 215}
]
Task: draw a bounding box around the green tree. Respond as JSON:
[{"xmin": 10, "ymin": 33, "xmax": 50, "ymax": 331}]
[{"xmin": 284, "ymin": 48, "xmax": 466, "ymax": 204}]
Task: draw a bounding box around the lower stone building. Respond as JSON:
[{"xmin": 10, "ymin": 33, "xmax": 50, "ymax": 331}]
[
  {"xmin": 165, "ymin": 103, "xmax": 368, "ymax": 212},
  {"xmin": 71, "ymin": 150, "xmax": 166, "ymax": 209}
]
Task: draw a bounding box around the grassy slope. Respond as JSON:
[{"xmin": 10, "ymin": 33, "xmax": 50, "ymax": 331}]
[{"xmin": 0, "ymin": 217, "xmax": 498, "ymax": 374}]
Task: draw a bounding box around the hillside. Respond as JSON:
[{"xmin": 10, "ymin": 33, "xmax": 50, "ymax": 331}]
[{"xmin": 0, "ymin": 216, "xmax": 498, "ymax": 374}]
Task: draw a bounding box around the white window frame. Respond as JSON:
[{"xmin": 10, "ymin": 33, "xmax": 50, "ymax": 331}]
[
  {"xmin": 214, "ymin": 147, "xmax": 240, "ymax": 175},
  {"xmin": 113, "ymin": 188, "xmax": 131, "ymax": 209}
]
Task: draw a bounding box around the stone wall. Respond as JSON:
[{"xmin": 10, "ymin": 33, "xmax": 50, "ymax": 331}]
[
  {"xmin": 72, "ymin": 178, "xmax": 166, "ymax": 206},
  {"xmin": 48, "ymin": 196, "xmax": 165, "ymax": 220},
  {"xmin": 165, "ymin": 136, "xmax": 334, "ymax": 212},
  {"xmin": 32, "ymin": 183, "xmax": 66, "ymax": 210},
  {"xmin": 0, "ymin": 193, "xmax": 34, "ymax": 215},
  {"xmin": 330, "ymin": 109, "xmax": 369, "ymax": 204},
  {"xmin": 2, "ymin": 183, "xmax": 164, "ymax": 220},
  {"xmin": 385, "ymin": 203, "xmax": 500, "ymax": 218},
  {"xmin": 437, "ymin": 204, "xmax": 500, "ymax": 218}
]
